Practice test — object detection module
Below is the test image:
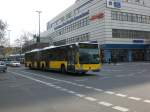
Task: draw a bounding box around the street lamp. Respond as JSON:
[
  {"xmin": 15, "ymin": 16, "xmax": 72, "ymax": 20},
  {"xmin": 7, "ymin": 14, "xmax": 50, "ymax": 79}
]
[{"xmin": 36, "ymin": 10, "xmax": 42, "ymax": 43}]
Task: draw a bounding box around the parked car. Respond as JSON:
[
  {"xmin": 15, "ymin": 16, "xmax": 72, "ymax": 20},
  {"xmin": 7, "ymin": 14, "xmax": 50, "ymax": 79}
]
[
  {"xmin": 9, "ymin": 61, "xmax": 21, "ymax": 67},
  {"xmin": 0, "ymin": 61, "xmax": 7, "ymax": 72}
]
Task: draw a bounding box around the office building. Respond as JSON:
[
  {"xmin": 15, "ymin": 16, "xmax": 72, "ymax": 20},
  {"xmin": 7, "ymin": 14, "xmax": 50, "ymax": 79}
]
[{"xmin": 41, "ymin": 0, "xmax": 150, "ymax": 62}]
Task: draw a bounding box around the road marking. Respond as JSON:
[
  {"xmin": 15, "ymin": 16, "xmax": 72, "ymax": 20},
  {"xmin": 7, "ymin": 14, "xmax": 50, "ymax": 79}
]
[
  {"xmin": 85, "ymin": 86, "xmax": 92, "ymax": 89},
  {"xmin": 112, "ymin": 106, "xmax": 129, "ymax": 112},
  {"xmin": 75, "ymin": 94, "xmax": 85, "ymax": 97},
  {"xmin": 63, "ymin": 81, "xmax": 73, "ymax": 83},
  {"xmin": 94, "ymin": 88, "xmax": 103, "ymax": 92},
  {"xmin": 98, "ymin": 101, "xmax": 113, "ymax": 107},
  {"xmin": 21, "ymin": 71, "xmax": 86, "ymax": 87},
  {"xmin": 60, "ymin": 88, "xmax": 68, "ymax": 91},
  {"xmin": 10, "ymin": 71, "xmax": 58, "ymax": 88},
  {"xmin": 54, "ymin": 86, "xmax": 62, "ymax": 89},
  {"xmin": 85, "ymin": 97, "xmax": 97, "ymax": 101},
  {"xmin": 10, "ymin": 71, "xmax": 135, "ymax": 112},
  {"xmin": 116, "ymin": 94, "xmax": 127, "ymax": 98},
  {"xmin": 144, "ymin": 100, "xmax": 150, "ymax": 103},
  {"xmin": 76, "ymin": 84, "xmax": 85, "ymax": 87},
  {"xmin": 18, "ymin": 71, "xmax": 150, "ymax": 105},
  {"xmin": 105, "ymin": 91, "xmax": 115, "ymax": 95},
  {"xmin": 128, "ymin": 97, "xmax": 141, "ymax": 101},
  {"xmin": 68, "ymin": 91, "xmax": 76, "ymax": 94},
  {"xmin": 71, "ymin": 83, "xmax": 78, "ymax": 86}
]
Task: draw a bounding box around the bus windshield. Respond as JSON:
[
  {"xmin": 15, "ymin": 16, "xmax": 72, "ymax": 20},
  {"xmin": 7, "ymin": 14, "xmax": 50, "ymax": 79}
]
[{"xmin": 79, "ymin": 48, "xmax": 100, "ymax": 64}]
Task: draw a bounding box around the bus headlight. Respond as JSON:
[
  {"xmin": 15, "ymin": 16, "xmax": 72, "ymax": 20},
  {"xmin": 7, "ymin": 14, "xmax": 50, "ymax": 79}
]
[{"xmin": 80, "ymin": 64, "xmax": 83, "ymax": 70}]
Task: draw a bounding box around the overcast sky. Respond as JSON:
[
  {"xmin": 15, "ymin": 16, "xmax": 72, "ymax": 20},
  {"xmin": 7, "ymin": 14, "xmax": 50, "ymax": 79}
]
[{"xmin": 0, "ymin": 0, "xmax": 75, "ymax": 45}]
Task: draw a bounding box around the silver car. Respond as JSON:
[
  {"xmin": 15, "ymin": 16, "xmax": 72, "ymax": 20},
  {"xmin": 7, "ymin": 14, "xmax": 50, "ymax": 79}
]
[
  {"xmin": 0, "ymin": 61, "xmax": 7, "ymax": 72},
  {"xmin": 9, "ymin": 61, "xmax": 21, "ymax": 67}
]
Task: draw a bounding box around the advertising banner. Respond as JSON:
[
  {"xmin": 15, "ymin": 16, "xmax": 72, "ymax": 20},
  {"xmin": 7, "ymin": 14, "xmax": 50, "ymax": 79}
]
[{"xmin": 106, "ymin": 0, "xmax": 122, "ymax": 9}]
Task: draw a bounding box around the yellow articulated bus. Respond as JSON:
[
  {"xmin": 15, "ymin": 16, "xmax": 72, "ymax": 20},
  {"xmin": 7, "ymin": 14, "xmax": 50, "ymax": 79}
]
[{"xmin": 25, "ymin": 42, "xmax": 102, "ymax": 74}]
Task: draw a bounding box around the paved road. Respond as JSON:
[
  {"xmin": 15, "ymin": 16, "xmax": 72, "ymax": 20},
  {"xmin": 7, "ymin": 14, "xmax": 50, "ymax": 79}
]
[{"xmin": 0, "ymin": 62, "xmax": 150, "ymax": 112}]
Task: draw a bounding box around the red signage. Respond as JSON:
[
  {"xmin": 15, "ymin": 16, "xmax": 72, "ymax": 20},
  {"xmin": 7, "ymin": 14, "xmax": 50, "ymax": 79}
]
[{"xmin": 90, "ymin": 13, "xmax": 104, "ymax": 21}]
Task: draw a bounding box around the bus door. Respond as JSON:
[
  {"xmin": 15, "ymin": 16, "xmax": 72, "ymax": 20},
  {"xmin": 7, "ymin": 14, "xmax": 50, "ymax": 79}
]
[{"xmin": 67, "ymin": 49, "xmax": 75, "ymax": 72}]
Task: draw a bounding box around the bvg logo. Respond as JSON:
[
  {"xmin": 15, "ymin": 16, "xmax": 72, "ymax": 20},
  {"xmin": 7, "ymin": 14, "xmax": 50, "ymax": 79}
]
[
  {"xmin": 90, "ymin": 13, "xmax": 104, "ymax": 21},
  {"xmin": 106, "ymin": 0, "xmax": 122, "ymax": 9}
]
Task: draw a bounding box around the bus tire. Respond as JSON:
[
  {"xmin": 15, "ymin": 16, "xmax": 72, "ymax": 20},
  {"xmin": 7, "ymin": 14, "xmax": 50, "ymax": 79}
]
[
  {"xmin": 81, "ymin": 72, "xmax": 86, "ymax": 74},
  {"xmin": 29, "ymin": 64, "xmax": 32, "ymax": 69},
  {"xmin": 61, "ymin": 65, "xmax": 66, "ymax": 73},
  {"xmin": 42, "ymin": 64, "xmax": 45, "ymax": 71}
]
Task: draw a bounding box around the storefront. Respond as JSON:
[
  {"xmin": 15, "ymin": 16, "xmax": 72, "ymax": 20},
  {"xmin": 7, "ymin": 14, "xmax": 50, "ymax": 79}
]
[
  {"xmin": 100, "ymin": 44, "xmax": 149, "ymax": 63},
  {"xmin": 145, "ymin": 45, "xmax": 150, "ymax": 61}
]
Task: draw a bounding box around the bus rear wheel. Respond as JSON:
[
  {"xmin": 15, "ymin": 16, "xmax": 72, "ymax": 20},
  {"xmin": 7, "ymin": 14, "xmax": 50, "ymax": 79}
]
[
  {"xmin": 42, "ymin": 64, "xmax": 45, "ymax": 71},
  {"xmin": 61, "ymin": 65, "xmax": 66, "ymax": 73},
  {"xmin": 29, "ymin": 64, "xmax": 32, "ymax": 69}
]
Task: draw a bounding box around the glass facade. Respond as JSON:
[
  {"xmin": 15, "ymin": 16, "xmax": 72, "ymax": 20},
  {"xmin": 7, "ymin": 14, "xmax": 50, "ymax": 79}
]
[
  {"xmin": 145, "ymin": 49, "xmax": 150, "ymax": 61},
  {"xmin": 100, "ymin": 44, "xmax": 149, "ymax": 63},
  {"xmin": 110, "ymin": 10, "xmax": 150, "ymax": 63},
  {"xmin": 112, "ymin": 29, "xmax": 150, "ymax": 39},
  {"xmin": 111, "ymin": 11, "xmax": 150, "ymax": 24},
  {"xmin": 101, "ymin": 49, "xmax": 147, "ymax": 63}
]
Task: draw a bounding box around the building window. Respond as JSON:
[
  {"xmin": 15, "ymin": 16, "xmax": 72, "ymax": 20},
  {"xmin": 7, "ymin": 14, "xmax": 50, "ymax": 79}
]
[
  {"xmin": 122, "ymin": 12, "xmax": 128, "ymax": 21},
  {"xmin": 148, "ymin": 17, "xmax": 150, "ymax": 24},
  {"xmin": 142, "ymin": 15, "xmax": 146, "ymax": 23},
  {"xmin": 135, "ymin": 0, "xmax": 140, "ymax": 3},
  {"xmin": 132, "ymin": 14, "xmax": 138, "ymax": 22},
  {"xmin": 137, "ymin": 15, "xmax": 142, "ymax": 23},
  {"xmin": 112, "ymin": 29, "xmax": 150, "ymax": 39},
  {"xmin": 66, "ymin": 12, "xmax": 72, "ymax": 19},
  {"xmin": 111, "ymin": 11, "xmax": 150, "ymax": 24},
  {"xmin": 60, "ymin": 17, "xmax": 65, "ymax": 22},
  {"xmin": 128, "ymin": 13, "xmax": 132, "ymax": 21},
  {"xmin": 112, "ymin": 11, "xmax": 118, "ymax": 20},
  {"xmin": 65, "ymin": 33, "xmax": 90, "ymax": 44},
  {"xmin": 49, "ymin": 17, "xmax": 89, "ymax": 39}
]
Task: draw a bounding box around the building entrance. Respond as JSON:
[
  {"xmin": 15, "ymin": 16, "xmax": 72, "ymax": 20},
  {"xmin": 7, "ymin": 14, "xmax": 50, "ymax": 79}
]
[
  {"xmin": 111, "ymin": 49, "xmax": 128, "ymax": 62},
  {"xmin": 132, "ymin": 50, "xmax": 144, "ymax": 61},
  {"xmin": 145, "ymin": 49, "xmax": 150, "ymax": 61}
]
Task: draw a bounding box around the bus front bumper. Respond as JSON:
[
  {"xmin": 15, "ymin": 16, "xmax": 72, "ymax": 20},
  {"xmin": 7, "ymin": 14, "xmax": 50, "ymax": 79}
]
[
  {"xmin": 76, "ymin": 68, "xmax": 100, "ymax": 73},
  {"xmin": 92, "ymin": 69, "xmax": 100, "ymax": 72}
]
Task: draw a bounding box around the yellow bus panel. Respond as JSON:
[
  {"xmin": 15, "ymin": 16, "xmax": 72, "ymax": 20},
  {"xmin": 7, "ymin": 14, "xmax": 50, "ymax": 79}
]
[
  {"xmin": 50, "ymin": 61, "xmax": 66, "ymax": 69},
  {"xmin": 75, "ymin": 64, "xmax": 101, "ymax": 71}
]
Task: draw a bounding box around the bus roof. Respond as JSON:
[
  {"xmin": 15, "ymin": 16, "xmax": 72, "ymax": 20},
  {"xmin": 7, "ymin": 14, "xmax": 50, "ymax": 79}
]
[
  {"xmin": 25, "ymin": 49, "xmax": 42, "ymax": 54},
  {"xmin": 43, "ymin": 45, "xmax": 55, "ymax": 50},
  {"xmin": 25, "ymin": 42, "xmax": 99, "ymax": 54},
  {"xmin": 52, "ymin": 42, "xmax": 99, "ymax": 49}
]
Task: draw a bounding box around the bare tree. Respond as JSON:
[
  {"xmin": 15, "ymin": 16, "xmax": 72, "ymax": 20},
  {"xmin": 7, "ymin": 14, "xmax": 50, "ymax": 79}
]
[
  {"xmin": 0, "ymin": 19, "xmax": 7, "ymax": 46},
  {"xmin": 1, "ymin": 47, "xmax": 13, "ymax": 58},
  {"xmin": 15, "ymin": 38, "xmax": 22, "ymax": 48},
  {"xmin": 13, "ymin": 32, "xmax": 33, "ymax": 54},
  {"xmin": 0, "ymin": 20, "xmax": 9, "ymax": 58},
  {"xmin": 21, "ymin": 32, "xmax": 30, "ymax": 46},
  {"xmin": 14, "ymin": 32, "xmax": 32, "ymax": 47}
]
